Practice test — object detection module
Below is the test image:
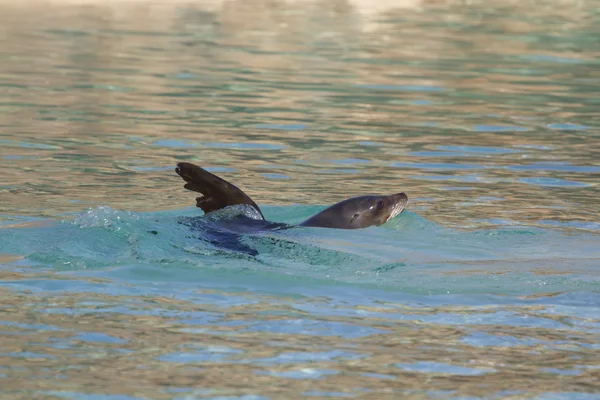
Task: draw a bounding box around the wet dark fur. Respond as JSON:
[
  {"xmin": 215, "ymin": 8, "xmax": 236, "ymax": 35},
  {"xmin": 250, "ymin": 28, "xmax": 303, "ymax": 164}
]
[
  {"xmin": 174, "ymin": 162, "xmax": 408, "ymax": 255},
  {"xmin": 175, "ymin": 162, "xmax": 408, "ymax": 230}
]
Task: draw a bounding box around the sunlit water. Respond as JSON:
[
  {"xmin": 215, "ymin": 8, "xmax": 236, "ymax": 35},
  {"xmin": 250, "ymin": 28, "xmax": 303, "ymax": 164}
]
[{"xmin": 1, "ymin": 0, "xmax": 599, "ymax": 399}]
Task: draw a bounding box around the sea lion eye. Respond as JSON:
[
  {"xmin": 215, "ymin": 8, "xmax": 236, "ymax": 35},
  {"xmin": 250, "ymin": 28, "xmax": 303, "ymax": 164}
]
[
  {"xmin": 376, "ymin": 200, "xmax": 384, "ymax": 211},
  {"xmin": 350, "ymin": 213, "xmax": 359, "ymax": 223}
]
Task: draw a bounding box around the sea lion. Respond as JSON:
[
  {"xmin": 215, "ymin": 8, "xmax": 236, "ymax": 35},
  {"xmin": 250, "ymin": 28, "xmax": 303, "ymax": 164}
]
[{"xmin": 175, "ymin": 162, "xmax": 408, "ymax": 229}]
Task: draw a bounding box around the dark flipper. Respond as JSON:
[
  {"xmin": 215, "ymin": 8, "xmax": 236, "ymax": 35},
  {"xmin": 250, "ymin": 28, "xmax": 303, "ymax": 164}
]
[
  {"xmin": 203, "ymin": 229, "xmax": 259, "ymax": 257},
  {"xmin": 175, "ymin": 162, "xmax": 264, "ymax": 219}
]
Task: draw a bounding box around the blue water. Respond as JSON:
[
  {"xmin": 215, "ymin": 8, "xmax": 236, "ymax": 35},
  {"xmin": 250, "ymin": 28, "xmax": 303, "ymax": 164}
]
[
  {"xmin": 3, "ymin": 206, "xmax": 598, "ymax": 296},
  {"xmin": 2, "ymin": 0, "xmax": 600, "ymax": 398},
  {"xmin": 2, "ymin": 204, "xmax": 599, "ymax": 397}
]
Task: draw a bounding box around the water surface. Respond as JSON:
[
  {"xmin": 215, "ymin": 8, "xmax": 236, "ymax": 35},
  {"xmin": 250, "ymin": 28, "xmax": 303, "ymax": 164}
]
[{"xmin": 1, "ymin": 0, "xmax": 599, "ymax": 399}]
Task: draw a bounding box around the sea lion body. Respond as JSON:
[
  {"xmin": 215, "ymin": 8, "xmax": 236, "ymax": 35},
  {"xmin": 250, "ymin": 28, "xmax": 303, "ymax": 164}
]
[{"xmin": 175, "ymin": 162, "xmax": 408, "ymax": 230}]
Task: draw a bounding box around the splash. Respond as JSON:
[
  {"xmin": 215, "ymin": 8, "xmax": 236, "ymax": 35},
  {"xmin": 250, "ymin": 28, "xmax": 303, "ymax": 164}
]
[{"xmin": 73, "ymin": 206, "xmax": 140, "ymax": 231}]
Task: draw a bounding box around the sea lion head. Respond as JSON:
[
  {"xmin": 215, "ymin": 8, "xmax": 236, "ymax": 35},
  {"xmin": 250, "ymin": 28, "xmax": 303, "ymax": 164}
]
[{"xmin": 300, "ymin": 192, "xmax": 408, "ymax": 229}]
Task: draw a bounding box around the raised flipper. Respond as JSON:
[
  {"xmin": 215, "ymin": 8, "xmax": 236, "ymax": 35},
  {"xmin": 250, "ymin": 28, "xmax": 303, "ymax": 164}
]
[{"xmin": 175, "ymin": 162, "xmax": 264, "ymax": 219}]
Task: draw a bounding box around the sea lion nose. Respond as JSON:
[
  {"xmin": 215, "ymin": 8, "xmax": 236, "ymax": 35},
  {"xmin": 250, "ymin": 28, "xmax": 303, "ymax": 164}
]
[
  {"xmin": 392, "ymin": 193, "xmax": 408, "ymax": 215},
  {"xmin": 395, "ymin": 192, "xmax": 408, "ymax": 203}
]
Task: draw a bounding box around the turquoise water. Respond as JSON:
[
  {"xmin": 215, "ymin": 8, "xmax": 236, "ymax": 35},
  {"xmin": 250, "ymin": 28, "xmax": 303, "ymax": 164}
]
[{"xmin": 1, "ymin": 0, "xmax": 600, "ymax": 398}]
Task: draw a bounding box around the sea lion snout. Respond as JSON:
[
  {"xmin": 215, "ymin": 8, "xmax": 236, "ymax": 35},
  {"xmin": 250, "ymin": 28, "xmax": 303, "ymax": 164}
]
[
  {"xmin": 393, "ymin": 192, "xmax": 408, "ymax": 208},
  {"xmin": 386, "ymin": 192, "xmax": 408, "ymax": 221}
]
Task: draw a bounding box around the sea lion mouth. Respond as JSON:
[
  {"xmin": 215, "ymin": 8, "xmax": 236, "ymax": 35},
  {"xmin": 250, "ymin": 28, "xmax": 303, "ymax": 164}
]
[{"xmin": 387, "ymin": 192, "xmax": 408, "ymax": 222}]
